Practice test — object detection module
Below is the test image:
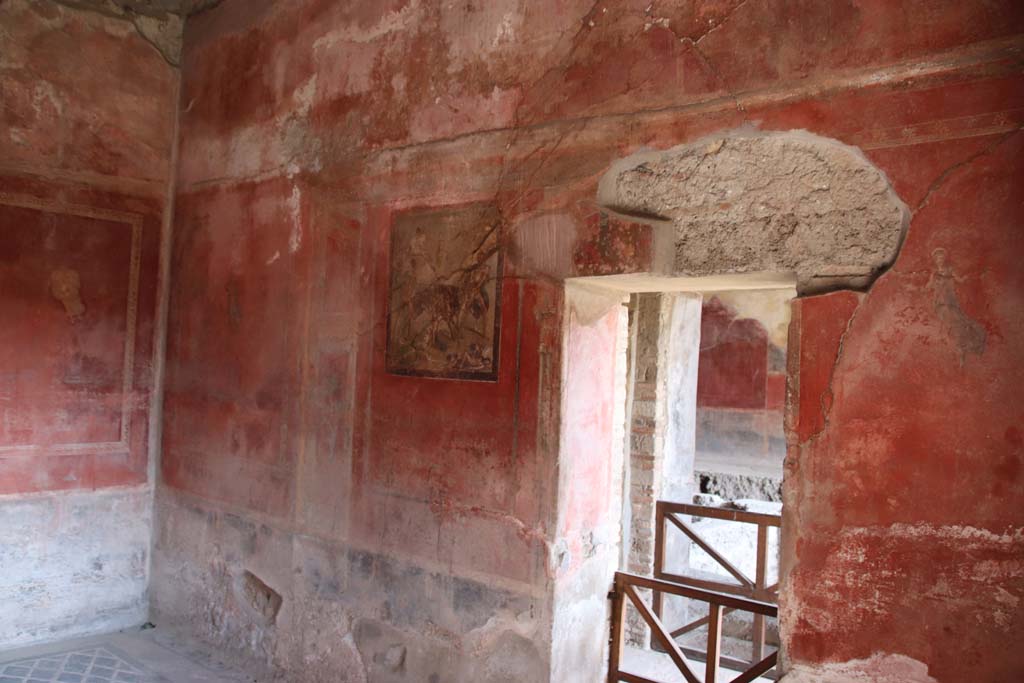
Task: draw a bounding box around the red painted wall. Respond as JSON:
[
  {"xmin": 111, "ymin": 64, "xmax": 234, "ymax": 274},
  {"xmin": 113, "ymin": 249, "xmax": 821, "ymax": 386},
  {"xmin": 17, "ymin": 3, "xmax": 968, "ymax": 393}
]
[
  {"xmin": 784, "ymin": 131, "xmax": 1024, "ymax": 681},
  {"xmin": 698, "ymin": 297, "xmax": 782, "ymax": 411},
  {"xmin": 695, "ymin": 296, "xmax": 788, "ymax": 474},
  {"xmin": 157, "ymin": 0, "xmax": 1024, "ymax": 679},
  {"xmin": 0, "ymin": 2, "xmax": 176, "ymax": 495}
]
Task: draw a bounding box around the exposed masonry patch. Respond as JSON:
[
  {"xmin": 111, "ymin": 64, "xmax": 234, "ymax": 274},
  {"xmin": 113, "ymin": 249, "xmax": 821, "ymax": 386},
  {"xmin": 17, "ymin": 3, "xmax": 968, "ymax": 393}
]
[
  {"xmin": 781, "ymin": 653, "xmax": 938, "ymax": 683},
  {"xmin": 698, "ymin": 471, "xmax": 782, "ymax": 502},
  {"xmin": 52, "ymin": 0, "xmax": 221, "ymax": 18},
  {"xmin": 598, "ymin": 130, "xmax": 910, "ymax": 294},
  {"xmin": 49, "ymin": 0, "xmax": 224, "ymax": 65},
  {"xmin": 237, "ymin": 571, "xmax": 283, "ymax": 625}
]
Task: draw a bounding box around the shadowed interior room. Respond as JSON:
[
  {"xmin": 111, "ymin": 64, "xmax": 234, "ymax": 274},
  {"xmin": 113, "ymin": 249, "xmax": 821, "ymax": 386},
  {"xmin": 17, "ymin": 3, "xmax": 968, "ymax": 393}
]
[{"xmin": 1, "ymin": 1, "xmax": 1023, "ymax": 682}]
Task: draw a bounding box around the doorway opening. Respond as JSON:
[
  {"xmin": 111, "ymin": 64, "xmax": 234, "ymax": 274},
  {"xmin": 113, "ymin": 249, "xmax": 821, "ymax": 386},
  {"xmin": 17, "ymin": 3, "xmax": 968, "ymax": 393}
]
[
  {"xmin": 604, "ymin": 279, "xmax": 794, "ymax": 682},
  {"xmin": 552, "ymin": 130, "xmax": 908, "ymax": 683}
]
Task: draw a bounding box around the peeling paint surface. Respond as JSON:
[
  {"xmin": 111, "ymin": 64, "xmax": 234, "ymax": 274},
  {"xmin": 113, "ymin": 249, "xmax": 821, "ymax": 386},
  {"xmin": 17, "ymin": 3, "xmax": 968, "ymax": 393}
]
[
  {"xmin": 0, "ymin": 1, "xmax": 171, "ymax": 493},
  {"xmin": 0, "ymin": 0, "xmax": 176, "ymax": 651},
  {"xmin": 159, "ymin": 0, "xmax": 1024, "ymax": 678},
  {"xmin": 2, "ymin": 0, "xmax": 1022, "ymax": 681},
  {"xmin": 782, "ymin": 653, "xmax": 938, "ymax": 683},
  {"xmin": 783, "ymin": 130, "xmax": 1024, "ymax": 681}
]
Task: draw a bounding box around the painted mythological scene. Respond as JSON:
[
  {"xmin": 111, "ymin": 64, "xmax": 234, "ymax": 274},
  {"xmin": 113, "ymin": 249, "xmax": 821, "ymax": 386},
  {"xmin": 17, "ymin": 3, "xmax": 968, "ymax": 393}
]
[{"xmin": 386, "ymin": 204, "xmax": 502, "ymax": 380}]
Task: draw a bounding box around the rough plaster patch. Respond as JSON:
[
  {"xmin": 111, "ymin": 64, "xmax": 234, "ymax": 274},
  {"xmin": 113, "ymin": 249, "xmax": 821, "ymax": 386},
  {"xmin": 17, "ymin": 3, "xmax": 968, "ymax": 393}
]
[
  {"xmin": 565, "ymin": 281, "xmax": 627, "ymax": 326},
  {"xmin": 598, "ymin": 130, "xmax": 910, "ymax": 294},
  {"xmin": 33, "ymin": 82, "xmax": 66, "ymax": 117},
  {"xmin": 153, "ymin": 491, "xmax": 549, "ymax": 682},
  {"xmin": 698, "ymin": 470, "xmax": 782, "ymax": 502},
  {"xmin": 49, "ymin": 0, "xmax": 185, "ymax": 65},
  {"xmin": 287, "ymin": 183, "xmax": 303, "ymax": 253},
  {"xmin": 460, "ymin": 612, "xmax": 546, "ymax": 683},
  {"xmin": 292, "ymin": 75, "xmax": 318, "ymax": 118},
  {"xmin": 781, "ymin": 653, "xmax": 937, "ymax": 683},
  {"xmin": 781, "ymin": 521, "xmax": 1024, "ymax": 641},
  {"xmin": 846, "ymin": 523, "xmax": 1024, "ymax": 545},
  {"xmin": 311, "ymin": 1, "xmax": 421, "ymax": 46},
  {"xmin": 441, "ymin": 2, "xmax": 524, "ymax": 62},
  {"xmin": 550, "ymin": 546, "xmax": 619, "ymax": 683},
  {"xmin": 237, "ymin": 570, "xmax": 283, "ymax": 625}
]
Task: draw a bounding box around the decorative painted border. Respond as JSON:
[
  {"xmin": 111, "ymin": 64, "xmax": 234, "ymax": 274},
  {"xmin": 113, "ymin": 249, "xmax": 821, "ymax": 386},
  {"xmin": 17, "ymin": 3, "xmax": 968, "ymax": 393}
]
[{"xmin": 0, "ymin": 193, "xmax": 143, "ymax": 456}]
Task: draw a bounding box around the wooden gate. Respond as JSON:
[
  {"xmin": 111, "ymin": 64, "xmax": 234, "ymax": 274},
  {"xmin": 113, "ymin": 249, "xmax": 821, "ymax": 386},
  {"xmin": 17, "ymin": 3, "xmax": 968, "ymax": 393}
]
[{"xmin": 608, "ymin": 501, "xmax": 782, "ymax": 683}]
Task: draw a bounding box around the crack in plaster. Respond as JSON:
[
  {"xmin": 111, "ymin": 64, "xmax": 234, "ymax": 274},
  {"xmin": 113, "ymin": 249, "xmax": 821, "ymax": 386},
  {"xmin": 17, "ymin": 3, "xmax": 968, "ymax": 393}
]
[
  {"xmin": 485, "ymin": 0, "xmax": 626, "ymax": 217},
  {"xmin": 530, "ymin": 1, "xmax": 754, "ymax": 125},
  {"xmin": 803, "ymin": 293, "xmax": 863, "ymax": 447},
  {"xmin": 686, "ymin": 37, "xmax": 751, "ymax": 121},
  {"xmin": 804, "ymin": 126, "xmax": 1024, "ymax": 445},
  {"xmin": 694, "ymin": 0, "xmax": 750, "ymax": 45},
  {"xmin": 915, "ymin": 126, "xmax": 1024, "ymax": 212},
  {"xmin": 642, "ymin": 0, "xmax": 753, "ymax": 121},
  {"xmin": 782, "ymin": 127, "xmax": 1024, "ymax": 679},
  {"xmin": 176, "ymin": 37, "xmax": 1024, "ymax": 192}
]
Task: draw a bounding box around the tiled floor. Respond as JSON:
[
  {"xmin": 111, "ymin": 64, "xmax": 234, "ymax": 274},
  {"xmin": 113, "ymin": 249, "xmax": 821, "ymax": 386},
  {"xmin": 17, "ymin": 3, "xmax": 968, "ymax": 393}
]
[
  {"xmin": 0, "ymin": 645, "xmax": 158, "ymax": 683},
  {"xmin": 0, "ymin": 630, "xmax": 257, "ymax": 683}
]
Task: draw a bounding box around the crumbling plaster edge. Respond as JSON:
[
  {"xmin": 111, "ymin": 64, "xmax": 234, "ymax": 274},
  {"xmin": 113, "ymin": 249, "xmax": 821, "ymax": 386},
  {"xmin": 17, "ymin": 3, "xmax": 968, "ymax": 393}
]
[
  {"xmin": 46, "ymin": 0, "xmax": 186, "ymax": 67},
  {"xmin": 779, "ymin": 652, "xmax": 939, "ymax": 683},
  {"xmin": 596, "ymin": 126, "xmax": 913, "ymax": 296}
]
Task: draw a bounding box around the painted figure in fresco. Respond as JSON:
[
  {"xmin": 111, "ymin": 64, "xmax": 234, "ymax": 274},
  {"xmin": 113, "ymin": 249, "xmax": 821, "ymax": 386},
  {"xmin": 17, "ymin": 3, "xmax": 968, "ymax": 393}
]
[
  {"xmin": 387, "ymin": 208, "xmax": 501, "ymax": 379},
  {"xmin": 49, "ymin": 267, "xmax": 86, "ymax": 319},
  {"xmin": 928, "ymin": 247, "xmax": 986, "ymax": 365}
]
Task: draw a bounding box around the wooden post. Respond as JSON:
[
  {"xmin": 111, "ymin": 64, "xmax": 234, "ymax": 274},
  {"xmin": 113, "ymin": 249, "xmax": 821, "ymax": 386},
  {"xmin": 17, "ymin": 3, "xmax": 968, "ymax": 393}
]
[
  {"xmin": 653, "ymin": 502, "xmax": 666, "ymax": 619},
  {"xmin": 608, "ymin": 575, "xmax": 626, "ymax": 683},
  {"xmin": 752, "ymin": 524, "xmax": 768, "ymax": 663},
  {"xmin": 706, "ymin": 603, "xmax": 723, "ymax": 683}
]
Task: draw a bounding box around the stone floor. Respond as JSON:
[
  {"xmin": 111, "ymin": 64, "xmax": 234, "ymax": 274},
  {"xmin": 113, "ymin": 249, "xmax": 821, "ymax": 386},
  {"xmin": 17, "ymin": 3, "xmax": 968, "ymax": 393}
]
[
  {"xmin": 3, "ymin": 628, "xmax": 776, "ymax": 682},
  {"xmin": 0, "ymin": 630, "xmax": 257, "ymax": 683}
]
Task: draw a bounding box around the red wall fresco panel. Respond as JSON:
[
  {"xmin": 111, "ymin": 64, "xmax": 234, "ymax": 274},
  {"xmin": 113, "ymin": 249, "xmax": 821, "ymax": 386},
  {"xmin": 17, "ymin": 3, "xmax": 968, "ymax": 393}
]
[
  {"xmin": 0, "ymin": 190, "xmax": 158, "ymax": 494},
  {"xmin": 697, "ymin": 298, "xmax": 769, "ymax": 410}
]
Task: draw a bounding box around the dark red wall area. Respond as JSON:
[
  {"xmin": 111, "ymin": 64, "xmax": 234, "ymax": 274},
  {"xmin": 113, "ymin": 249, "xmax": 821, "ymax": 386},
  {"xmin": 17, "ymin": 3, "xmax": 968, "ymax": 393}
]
[
  {"xmin": 0, "ymin": 187, "xmax": 164, "ymax": 495},
  {"xmin": 698, "ymin": 297, "xmax": 773, "ymax": 410},
  {"xmin": 0, "ymin": 1, "xmax": 175, "ymax": 495},
  {"xmin": 160, "ymin": 0, "xmax": 1024, "ymax": 679},
  {"xmin": 3, "ymin": 1, "xmax": 1024, "ymax": 679}
]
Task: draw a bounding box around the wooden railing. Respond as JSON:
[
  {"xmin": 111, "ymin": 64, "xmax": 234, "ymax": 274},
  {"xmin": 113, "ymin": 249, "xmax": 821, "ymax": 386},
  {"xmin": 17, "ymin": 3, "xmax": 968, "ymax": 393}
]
[
  {"xmin": 608, "ymin": 501, "xmax": 783, "ymax": 683},
  {"xmin": 608, "ymin": 572, "xmax": 778, "ymax": 683},
  {"xmin": 654, "ymin": 502, "xmax": 782, "ymax": 667}
]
